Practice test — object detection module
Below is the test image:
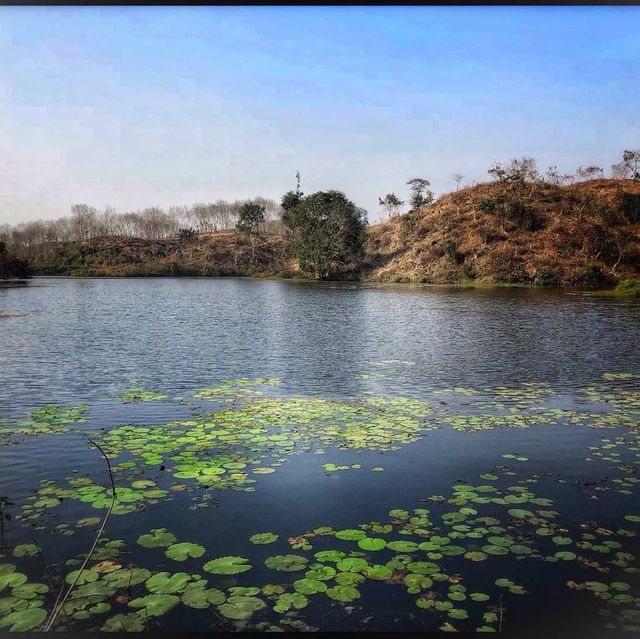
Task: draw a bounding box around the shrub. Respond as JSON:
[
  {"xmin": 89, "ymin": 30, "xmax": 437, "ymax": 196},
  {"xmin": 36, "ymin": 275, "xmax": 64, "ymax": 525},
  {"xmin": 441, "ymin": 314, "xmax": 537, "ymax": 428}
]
[
  {"xmin": 442, "ymin": 238, "xmax": 458, "ymax": 260},
  {"xmin": 621, "ymin": 193, "xmax": 640, "ymax": 223},
  {"xmin": 615, "ymin": 278, "xmax": 640, "ymax": 298},
  {"xmin": 178, "ymin": 228, "xmax": 198, "ymax": 241},
  {"xmin": 577, "ymin": 263, "xmax": 606, "ymax": 286},
  {"xmin": 534, "ymin": 267, "xmax": 558, "ymax": 286}
]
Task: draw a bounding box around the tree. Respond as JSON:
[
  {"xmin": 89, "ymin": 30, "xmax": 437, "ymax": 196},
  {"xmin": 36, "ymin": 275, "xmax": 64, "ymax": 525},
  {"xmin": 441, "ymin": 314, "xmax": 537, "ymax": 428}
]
[
  {"xmin": 406, "ymin": 178, "xmax": 433, "ymax": 209},
  {"xmin": 282, "ymin": 190, "xmax": 367, "ymax": 279},
  {"xmin": 281, "ymin": 171, "xmax": 304, "ymax": 214},
  {"xmin": 452, "ymin": 174, "xmax": 464, "ymax": 191},
  {"xmin": 0, "ymin": 240, "xmax": 29, "ymax": 278},
  {"xmin": 576, "ymin": 165, "xmax": 604, "ymax": 181},
  {"xmin": 378, "ymin": 193, "xmax": 404, "ymax": 220},
  {"xmin": 623, "ymin": 150, "xmax": 640, "ymax": 180},
  {"xmin": 236, "ymin": 202, "xmax": 265, "ymax": 234},
  {"xmin": 612, "ymin": 162, "xmax": 630, "ymax": 180},
  {"xmin": 546, "ymin": 166, "xmax": 561, "ymax": 185},
  {"xmin": 488, "ymin": 157, "xmax": 539, "ymax": 184}
]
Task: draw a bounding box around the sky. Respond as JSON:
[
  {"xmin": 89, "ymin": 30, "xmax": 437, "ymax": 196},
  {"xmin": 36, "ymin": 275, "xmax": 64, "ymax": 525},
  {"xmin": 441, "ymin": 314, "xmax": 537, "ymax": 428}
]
[{"xmin": 1, "ymin": 6, "xmax": 639, "ymax": 225}]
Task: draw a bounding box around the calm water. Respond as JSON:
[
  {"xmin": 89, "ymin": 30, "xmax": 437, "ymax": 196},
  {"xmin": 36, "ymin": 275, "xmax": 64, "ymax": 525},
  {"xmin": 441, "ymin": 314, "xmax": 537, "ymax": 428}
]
[{"xmin": 0, "ymin": 277, "xmax": 639, "ymax": 635}]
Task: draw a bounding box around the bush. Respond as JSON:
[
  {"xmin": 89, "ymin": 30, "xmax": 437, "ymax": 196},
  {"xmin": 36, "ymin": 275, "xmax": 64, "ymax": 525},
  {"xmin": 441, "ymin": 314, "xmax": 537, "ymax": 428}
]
[
  {"xmin": 442, "ymin": 238, "xmax": 458, "ymax": 260},
  {"xmin": 534, "ymin": 267, "xmax": 558, "ymax": 286},
  {"xmin": 577, "ymin": 263, "xmax": 606, "ymax": 286},
  {"xmin": 621, "ymin": 193, "xmax": 640, "ymax": 223},
  {"xmin": 615, "ymin": 278, "xmax": 640, "ymax": 298},
  {"xmin": 178, "ymin": 228, "xmax": 197, "ymax": 241}
]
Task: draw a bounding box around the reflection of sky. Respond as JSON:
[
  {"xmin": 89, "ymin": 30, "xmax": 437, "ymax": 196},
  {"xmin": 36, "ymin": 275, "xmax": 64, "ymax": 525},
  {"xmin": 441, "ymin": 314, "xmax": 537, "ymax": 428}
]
[{"xmin": 2, "ymin": 6, "xmax": 639, "ymax": 222}]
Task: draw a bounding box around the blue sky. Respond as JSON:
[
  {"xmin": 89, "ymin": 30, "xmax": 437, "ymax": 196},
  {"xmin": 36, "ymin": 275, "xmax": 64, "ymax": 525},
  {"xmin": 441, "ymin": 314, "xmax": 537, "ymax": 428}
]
[{"xmin": 1, "ymin": 6, "xmax": 639, "ymax": 223}]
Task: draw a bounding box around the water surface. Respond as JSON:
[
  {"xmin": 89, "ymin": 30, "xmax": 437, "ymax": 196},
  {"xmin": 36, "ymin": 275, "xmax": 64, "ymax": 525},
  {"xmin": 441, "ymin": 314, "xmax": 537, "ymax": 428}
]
[{"xmin": 0, "ymin": 278, "xmax": 639, "ymax": 634}]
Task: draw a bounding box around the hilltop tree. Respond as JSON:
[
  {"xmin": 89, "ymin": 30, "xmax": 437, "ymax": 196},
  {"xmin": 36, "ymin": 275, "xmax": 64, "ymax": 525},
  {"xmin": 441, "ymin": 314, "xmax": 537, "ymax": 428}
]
[
  {"xmin": 406, "ymin": 178, "xmax": 433, "ymax": 209},
  {"xmin": 622, "ymin": 150, "xmax": 640, "ymax": 180},
  {"xmin": 282, "ymin": 190, "xmax": 367, "ymax": 279},
  {"xmin": 488, "ymin": 157, "xmax": 539, "ymax": 184},
  {"xmin": 378, "ymin": 193, "xmax": 404, "ymax": 219},
  {"xmin": 281, "ymin": 171, "xmax": 304, "ymax": 213},
  {"xmin": 576, "ymin": 165, "xmax": 604, "ymax": 181},
  {"xmin": 236, "ymin": 202, "xmax": 265, "ymax": 234},
  {"xmin": 452, "ymin": 173, "xmax": 464, "ymax": 191}
]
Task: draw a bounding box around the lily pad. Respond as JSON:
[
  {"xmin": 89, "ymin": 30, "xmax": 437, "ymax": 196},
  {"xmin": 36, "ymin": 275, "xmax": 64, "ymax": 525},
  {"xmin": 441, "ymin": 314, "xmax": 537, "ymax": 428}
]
[
  {"xmin": 165, "ymin": 542, "xmax": 205, "ymax": 561},
  {"xmin": 204, "ymin": 556, "xmax": 252, "ymax": 575},
  {"xmin": 265, "ymin": 555, "xmax": 308, "ymax": 572},
  {"xmin": 249, "ymin": 532, "xmax": 278, "ymax": 545},
  {"xmin": 137, "ymin": 528, "xmax": 177, "ymax": 549},
  {"xmin": 129, "ymin": 593, "xmax": 180, "ymax": 617}
]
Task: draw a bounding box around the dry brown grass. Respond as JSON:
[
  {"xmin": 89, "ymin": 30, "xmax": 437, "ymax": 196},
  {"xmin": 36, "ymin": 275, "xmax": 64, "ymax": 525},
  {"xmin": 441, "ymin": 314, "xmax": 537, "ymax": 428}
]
[{"xmin": 363, "ymin": 179, "xmax": 640, "ymax": 285}]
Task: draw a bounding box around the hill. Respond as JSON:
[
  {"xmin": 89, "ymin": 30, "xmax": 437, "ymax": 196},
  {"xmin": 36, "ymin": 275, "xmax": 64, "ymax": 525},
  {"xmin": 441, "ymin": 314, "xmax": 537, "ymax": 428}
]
[
  {"xmin": 30, "ymin": 231, "xmax": 290, "ymax": 278},
  {"xmin": 364, "ymin": 179, "xmax": 640, "ymax": 286},
  {"xmin": 25, "ymin": 179, "xmax": 640, "ymax": 286}
]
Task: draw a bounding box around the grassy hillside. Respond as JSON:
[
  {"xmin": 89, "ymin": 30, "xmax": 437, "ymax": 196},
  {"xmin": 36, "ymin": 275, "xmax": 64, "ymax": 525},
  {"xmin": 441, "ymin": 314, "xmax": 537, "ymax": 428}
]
[
  {"xmin": 364, "ymin": 179, "xmax": 640, "ymax": 286},
  {"xmin": 30, "ymin": 231, "xmax": 292, "ymax": 278},
  {"xmin": 26, "ymin": 179, "xmax": 640, "ymax": 286}
]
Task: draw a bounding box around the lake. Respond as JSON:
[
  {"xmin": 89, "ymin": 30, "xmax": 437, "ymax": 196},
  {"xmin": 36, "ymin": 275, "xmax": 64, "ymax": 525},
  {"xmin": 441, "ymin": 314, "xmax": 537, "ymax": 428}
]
[{"xmin": 0, "ymin": 277, "xmax": 639, "ymax": 634}]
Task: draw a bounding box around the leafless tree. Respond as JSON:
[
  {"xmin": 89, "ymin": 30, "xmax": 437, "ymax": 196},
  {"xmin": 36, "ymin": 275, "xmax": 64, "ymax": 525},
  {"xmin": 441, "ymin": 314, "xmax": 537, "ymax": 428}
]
[
  {"xmin": 622, "ymin": 150, "xmax": 640, "ymax": 180},
  {"xmin": 576, "ymin": 165, "xmax": 604, "ymax": 181},
  {"xmin": 452, "ymin": 173, "xmax": 464, "ymax": 191}
]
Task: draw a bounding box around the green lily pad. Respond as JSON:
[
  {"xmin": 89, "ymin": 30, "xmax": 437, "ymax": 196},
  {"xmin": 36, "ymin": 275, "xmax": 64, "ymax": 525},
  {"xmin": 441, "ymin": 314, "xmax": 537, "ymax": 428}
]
[
  {"xmin": 129, "ymin": 593, "xmax": 180, "ymax": 617},
  {"xmin": 336, "ymin": 558, "xmax": 369, "ymax": 573},
  {"xmin": 387, "ymin": 540, "xmax": 419, "ymax": 552},
  {"xmin": 265, "ymin": 555, "xmax": 308, "ymax": 572},
  {"xmin": 11, "ymin": 583, "xmax": 49, "ymax": 600},
  {"xmin": 326, "ymin": 585, "xmax": 360, "ymax": 602},
  {"xmin": 364, "ymin": 564, "xmax": 392, "ymax": 580},
  {"xmin": 218, "ymin": 595, "xmax": 266, "ymax": 620},
  {"xmin": 145, "ymin": 572, "xmax": 192, "ymax": 594},
  {"xmin": 204, "ymin": 556, "xmax": 252, "ymax": 575},
  {"xmin": 100, "ymin": 612, "xmax": 144, "ymax": 632},
  {"xmin": 0, "ymin": 607, "xmax": 47, "ymax": 631},
  {"xmin": 12, "ymin": 544, "xmax": 38, "ymax": 558},
  {"xmin": 65, "ymin": 569, "xmax": 98, "ymax": 586},
  {"xmin": 165, "ymin": 542, "xmax": 205, "ymax": 561},
  {"xmin": 314, "ymin": 550, "xmax": 345, "ymax": 563},
  {"xmin": 335, "ymin": 529, "xmax": 366, "ymax": 541},
  {"xmin": 137, "ymin": 528, "xmax": 177, "ymax": 548},
  {"xmin": 357, "ymin": 537, "xmax": 387, "ymax": 551},
  {"xmin": 294, "ymin": 578, "xmax": 327, "ymax": 595},
  {"xmin": 182, "ymin": 587, "xmax": 226, "ymax": 608},
  {"xmin": 273, "ymin": 592, "xmax": 309, "ymax": 613},
  {"xmin": 249, "ymin": 532, "xmax": 278, "ymax": 545}
]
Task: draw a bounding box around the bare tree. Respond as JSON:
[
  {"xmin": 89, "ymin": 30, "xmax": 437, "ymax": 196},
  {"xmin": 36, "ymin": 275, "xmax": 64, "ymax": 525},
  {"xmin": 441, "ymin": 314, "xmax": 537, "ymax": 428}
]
[
  {"xmin": 611, "ymin": 162, "xmax": 630, "ymax": 180},
  {"xmin": 623, "ymin": 150, "xmax": 640, "ymax": 180},
  {"xmin": 451, "ymin": 173, "xmax": 464, "ymax": 191},
  {"xmin": 488, "ymin": 157, "xmax": 539, "ymax": 183},
  {"xmin": 576, "ymin": 165, "xmax": 604, "ymax": 181}
]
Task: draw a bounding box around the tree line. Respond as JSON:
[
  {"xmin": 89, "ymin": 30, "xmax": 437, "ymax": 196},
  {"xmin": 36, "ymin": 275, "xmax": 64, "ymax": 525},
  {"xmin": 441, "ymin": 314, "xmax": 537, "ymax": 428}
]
[
  {"xmin": 0, "ymin": 197, "xmax": 283, "ymax": 259},
  {"xmin": 377, "ymin": 149, "xmax": 640, "ymax": 220}
]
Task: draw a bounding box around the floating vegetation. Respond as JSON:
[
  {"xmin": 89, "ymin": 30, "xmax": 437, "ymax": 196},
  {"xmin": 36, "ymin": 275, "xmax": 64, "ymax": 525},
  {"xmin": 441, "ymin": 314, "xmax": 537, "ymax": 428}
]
[
  {"xmin": 0, "ymin": 404, "xmax": 88, "ymax": 442},
  {"xmin": 2, "ymin": 373, "xmax": 640, "ymax": 632},
  {"xmin": 119, "ymin": 388, "xmax": 168, "ymax": 403}
]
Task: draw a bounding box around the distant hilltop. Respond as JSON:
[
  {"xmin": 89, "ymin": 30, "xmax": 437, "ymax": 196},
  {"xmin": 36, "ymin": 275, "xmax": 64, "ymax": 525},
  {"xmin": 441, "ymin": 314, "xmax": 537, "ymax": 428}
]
[{"xmin": 3, "ymin": 177, "xmax": 640, "ymax": 288}]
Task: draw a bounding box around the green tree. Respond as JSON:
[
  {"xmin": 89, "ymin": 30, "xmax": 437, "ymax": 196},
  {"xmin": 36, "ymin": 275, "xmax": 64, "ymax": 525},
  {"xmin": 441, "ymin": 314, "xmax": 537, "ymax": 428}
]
[
  {"xmin": 406, "ymin": 178, "xmax": 433, "ymax": 209},
  {"xmin": 282, "ymin": 190, "xmax": 367, "ymax": 280},
  {"xmin": 281, "ymin": 171, "xmax": 304, "ymax": 213},
  {"xmin": 235, "ymin": 202, "xmax": 265, "ymax": 234}
]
